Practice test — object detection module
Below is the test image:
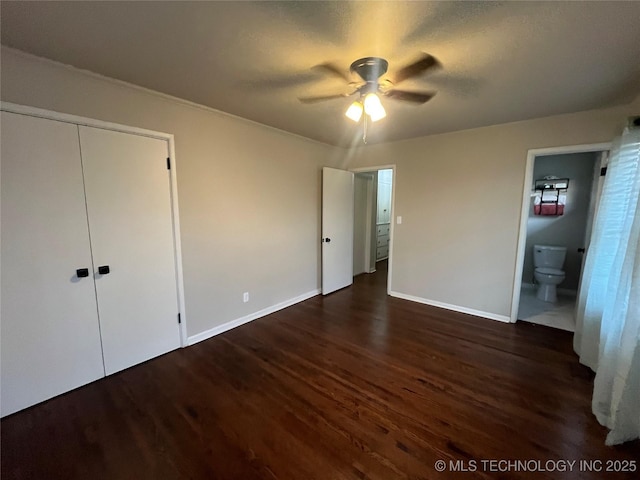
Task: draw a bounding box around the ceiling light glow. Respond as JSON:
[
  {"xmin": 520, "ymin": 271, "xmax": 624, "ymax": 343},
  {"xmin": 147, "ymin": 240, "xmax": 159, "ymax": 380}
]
[
  {"xmin": 364, "ymin": 93, "xmax": 386, "ymax": 122},
  {"xmin": 345, "ymin": 101, "xmax": 363, "ymax": 122}
]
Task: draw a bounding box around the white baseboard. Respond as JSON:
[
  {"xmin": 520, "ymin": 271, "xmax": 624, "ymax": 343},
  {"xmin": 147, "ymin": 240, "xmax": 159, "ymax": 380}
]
[
  {"xmin": 187, "ymin": 289, "xmax": 321, "ymax": 345},
  {"xmin": 389, "ymin": 291, "xmax": 511, "ymax": 323}
]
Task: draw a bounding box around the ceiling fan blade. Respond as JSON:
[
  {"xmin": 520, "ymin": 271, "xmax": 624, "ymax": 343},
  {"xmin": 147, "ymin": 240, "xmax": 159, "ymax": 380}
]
[
  {"xmin": 298, "ymin": 93, "xmax": 350, "ymax": 104},
  {"xmin": 312, "ymin": 62, "xmax": 351, "ymax": 82},
  {"xmin": 393, "ymin": 54, "xmax": 440, "ymax": 84},
  {"xmin": 383, "ymin": 90, "xmax": 436, "ymax": 104}
]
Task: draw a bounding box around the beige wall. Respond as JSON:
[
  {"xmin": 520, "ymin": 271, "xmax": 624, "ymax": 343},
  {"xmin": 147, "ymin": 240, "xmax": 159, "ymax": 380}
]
[
  {"xmin": 349, "ymin": 96, "xmax": 639, "ymax": 319},
  {"xmin": 3, "ymin": 46, "xmax": 639, "ymax": 330},
  {"xmin": 1, "ymin": 47, "xmax": 341, "ymax": 339}
]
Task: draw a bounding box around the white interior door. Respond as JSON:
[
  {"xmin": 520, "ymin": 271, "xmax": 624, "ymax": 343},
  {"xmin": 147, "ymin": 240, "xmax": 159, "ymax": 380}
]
[
  {"xmin": 1, "ymin": 112, "xmax": 105, "ymax": 416},
  {"xmin": 79, "ymin": 126, "xmax": 180, "ymax": 375},
  {"xmin": 322, "ymin": 167, "xmax": 354, "ymax": 294}
]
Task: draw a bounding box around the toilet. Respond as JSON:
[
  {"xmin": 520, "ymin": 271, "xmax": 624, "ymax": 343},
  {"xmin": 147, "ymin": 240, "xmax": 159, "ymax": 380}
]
[{"xmin": 533, "ymin": 245, "xmax": 567, "ymax": 302}]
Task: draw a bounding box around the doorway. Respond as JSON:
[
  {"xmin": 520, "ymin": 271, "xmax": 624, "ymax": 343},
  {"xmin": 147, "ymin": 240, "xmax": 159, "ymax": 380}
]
[
  {"xmin": 352, "ymin": 166, "xmax": 395, "ymax": 293},
  {"xmin": 511, "ymin": 144, "xmax": 610, "ymax": 330}
]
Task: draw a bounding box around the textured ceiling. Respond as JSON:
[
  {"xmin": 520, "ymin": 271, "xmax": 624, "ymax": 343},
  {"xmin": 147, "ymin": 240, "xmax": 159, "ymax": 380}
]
[{"xmin": 2, "ymin": 1, "xmax": 640, "ymax": 146}]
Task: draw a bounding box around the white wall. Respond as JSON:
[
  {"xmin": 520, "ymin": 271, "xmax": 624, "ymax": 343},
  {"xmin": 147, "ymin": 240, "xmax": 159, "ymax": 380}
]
[
  {"xmin": 1, "ymin": 47, "xmax": 341, "ymax": 340},
  {"xmin": 522, "ymin": 152, "xmax": 599, "ymax": 290},
  {"xmin": 348, "ymin": 96, "xmax": 640, "ymax": 320}
]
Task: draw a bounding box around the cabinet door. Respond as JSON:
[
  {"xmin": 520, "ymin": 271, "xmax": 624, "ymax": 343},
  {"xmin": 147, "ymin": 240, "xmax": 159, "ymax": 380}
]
[
  {"xmin": 377, "ymin": 182, "xmax": 392, "ymax": 224},
  {"xmin": 79, "ymin": 127, "xmax": 180, "ymax": 375},
  {"xmin": 1, "ymin": 112, "xmax": 105, "ymax": 416}
]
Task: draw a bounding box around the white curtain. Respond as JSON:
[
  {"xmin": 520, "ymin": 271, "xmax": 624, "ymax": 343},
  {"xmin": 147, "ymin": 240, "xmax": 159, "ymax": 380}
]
[{"xmin": 574, "ymin": 126, "xmax": 640, "ymax": 445}]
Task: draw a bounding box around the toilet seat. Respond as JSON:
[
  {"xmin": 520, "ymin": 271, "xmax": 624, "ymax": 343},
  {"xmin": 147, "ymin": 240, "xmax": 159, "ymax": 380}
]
[{"xmin": 535, "ymin": 267, "xmax": 564, "ymax": 276}]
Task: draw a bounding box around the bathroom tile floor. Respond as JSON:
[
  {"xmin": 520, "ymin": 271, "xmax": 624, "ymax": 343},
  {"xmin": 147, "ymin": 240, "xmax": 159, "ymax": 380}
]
[{"xmin": 517, "ymin": 287, "xmax": 576, "ymax": 332}]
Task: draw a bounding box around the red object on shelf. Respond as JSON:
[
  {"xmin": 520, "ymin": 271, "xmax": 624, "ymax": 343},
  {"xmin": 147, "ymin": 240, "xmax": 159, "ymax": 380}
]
[{"xmin": 534, "ymin": 204, "xmax": 564, "ymax": 215}]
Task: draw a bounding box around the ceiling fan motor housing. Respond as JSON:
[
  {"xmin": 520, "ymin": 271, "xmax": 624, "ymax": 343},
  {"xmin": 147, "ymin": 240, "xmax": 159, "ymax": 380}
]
[{"xmin": 350, "ymin": 57, "xmax": 389, "ymax": 83}]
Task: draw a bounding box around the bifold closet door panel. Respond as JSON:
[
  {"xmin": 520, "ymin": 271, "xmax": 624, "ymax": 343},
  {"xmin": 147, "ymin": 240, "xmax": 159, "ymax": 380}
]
[
  {"xmin": 0, "ymin": 112, "xmax": 105, "ymax": 417},
  {"xmin": 78, "ymin": 126, "xmax": 180, "ymax": 375}
]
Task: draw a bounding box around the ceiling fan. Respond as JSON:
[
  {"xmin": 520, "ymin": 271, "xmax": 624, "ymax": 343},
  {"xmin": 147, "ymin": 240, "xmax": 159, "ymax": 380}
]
[{"xmin": 298, "ymin": 54, "xmax": 440, "ymax": 128}]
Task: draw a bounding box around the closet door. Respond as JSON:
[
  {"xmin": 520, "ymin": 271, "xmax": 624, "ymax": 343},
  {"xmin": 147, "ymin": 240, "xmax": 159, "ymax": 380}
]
[
  {"xmin": 78, "ymin": 126, "xmax": 180, "ymax": 375},
  {"xmin": 0, "ymin": 112, "xmax": 105, "ymax": 417}
]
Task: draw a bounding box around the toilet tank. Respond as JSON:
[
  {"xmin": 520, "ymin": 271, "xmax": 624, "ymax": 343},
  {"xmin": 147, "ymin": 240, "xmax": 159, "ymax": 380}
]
[{"xmin": 533, "ymin": 245, "xmax": 567, "ymax": 268}]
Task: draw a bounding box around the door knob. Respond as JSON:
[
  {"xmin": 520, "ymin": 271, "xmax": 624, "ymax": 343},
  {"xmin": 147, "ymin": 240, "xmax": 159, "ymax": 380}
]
[
  {"xmin": 76, "ymin": 268, "xmax": 89, "ymax": 278},
  {"xmin": 98, "ymin": 265, "xmax": 110, "ymax": 275},
  {"xmin": 323, "ymin": 238, "xmax": 331, "ymax": 243}
]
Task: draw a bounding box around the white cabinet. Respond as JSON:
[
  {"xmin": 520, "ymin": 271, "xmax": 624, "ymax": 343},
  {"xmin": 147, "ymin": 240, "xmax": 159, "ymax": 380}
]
[
  {"xmin": 376, "ymin": 169, "xmax": 393, "ymax": 261},
  {"xmin": 376, "ymin": 223, "xmax": 390, "ymax": 260},
  {"xmin": 377, "ymin": 224, "xmax": 390, "ymax": 237},
  {"xmin": 376, "ymin": 169, "xmax": 393, "ymax": 225},
  {"xmin": 1, "ymin": 110, "xmax": 182, "ymax": 416}
]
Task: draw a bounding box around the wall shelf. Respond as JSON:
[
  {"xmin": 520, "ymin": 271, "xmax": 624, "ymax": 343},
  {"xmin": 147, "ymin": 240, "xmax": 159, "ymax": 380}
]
[{"xmin": 534, "ymin": 177, "xmax": 569, "ymax": 215}]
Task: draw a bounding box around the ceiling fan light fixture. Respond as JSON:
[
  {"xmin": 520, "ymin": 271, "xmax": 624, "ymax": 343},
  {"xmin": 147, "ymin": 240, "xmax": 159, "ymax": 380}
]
[
  {"xmin": 301, "ymin": 54, "xmax": 439, "ymax": 142},
  {"xmin": 345, "ymin": 101, "xmax": 363, "ymax": 122},
  {"xmin": 364, "ymin": 93, "xmax": 386, "ymax": 122}
]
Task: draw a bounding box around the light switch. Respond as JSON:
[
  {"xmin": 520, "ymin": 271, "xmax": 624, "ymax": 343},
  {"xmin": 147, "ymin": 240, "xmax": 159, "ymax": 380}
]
[{"xmin": 397, "ymin": 216, "xmax": 402, "ymax": 224}]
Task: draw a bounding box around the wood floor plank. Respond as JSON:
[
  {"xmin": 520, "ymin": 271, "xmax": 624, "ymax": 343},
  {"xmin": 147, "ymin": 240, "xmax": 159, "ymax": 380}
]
[{"xmin": 2, "ymin": 261, "xmax": 639, "ymax": 479}]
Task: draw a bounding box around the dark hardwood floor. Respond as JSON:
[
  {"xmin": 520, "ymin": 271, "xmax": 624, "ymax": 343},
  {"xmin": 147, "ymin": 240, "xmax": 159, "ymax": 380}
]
[{"xmin": 2, "ymin": 260, "xmax": 639, "ymax": 479}]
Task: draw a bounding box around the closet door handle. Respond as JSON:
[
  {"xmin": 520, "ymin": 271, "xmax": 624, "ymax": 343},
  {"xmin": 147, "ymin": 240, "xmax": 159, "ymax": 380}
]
[
  {"xmin": 76, "ymin": 268, "xmax": 89, "ymax": 278},
  {"xmin": 98, "ymin": 265, "xmax": 110, "ymax": 275}
]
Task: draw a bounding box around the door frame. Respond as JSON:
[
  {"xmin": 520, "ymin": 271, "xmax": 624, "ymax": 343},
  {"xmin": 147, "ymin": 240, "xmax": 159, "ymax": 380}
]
[
  {"xmin": 350, "ymin": 164, "xmax": 396, "ymax": 295},
  {"xmin": 509, "ymin": 143, "xmax": 611, "ymax": 323},
  {"xmin": 0, "ymin": 101, "xmax": 189, "ymax": 346},
  {"xmin": 352, "ymin": 171, "xmax": 376, "ymax": 275}
]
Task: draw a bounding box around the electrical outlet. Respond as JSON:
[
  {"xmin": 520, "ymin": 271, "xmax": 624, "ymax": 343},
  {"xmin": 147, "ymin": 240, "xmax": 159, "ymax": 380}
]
[{"xmin": 243, "ymin": 292, "xmax": 249, "ymax": 303}]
